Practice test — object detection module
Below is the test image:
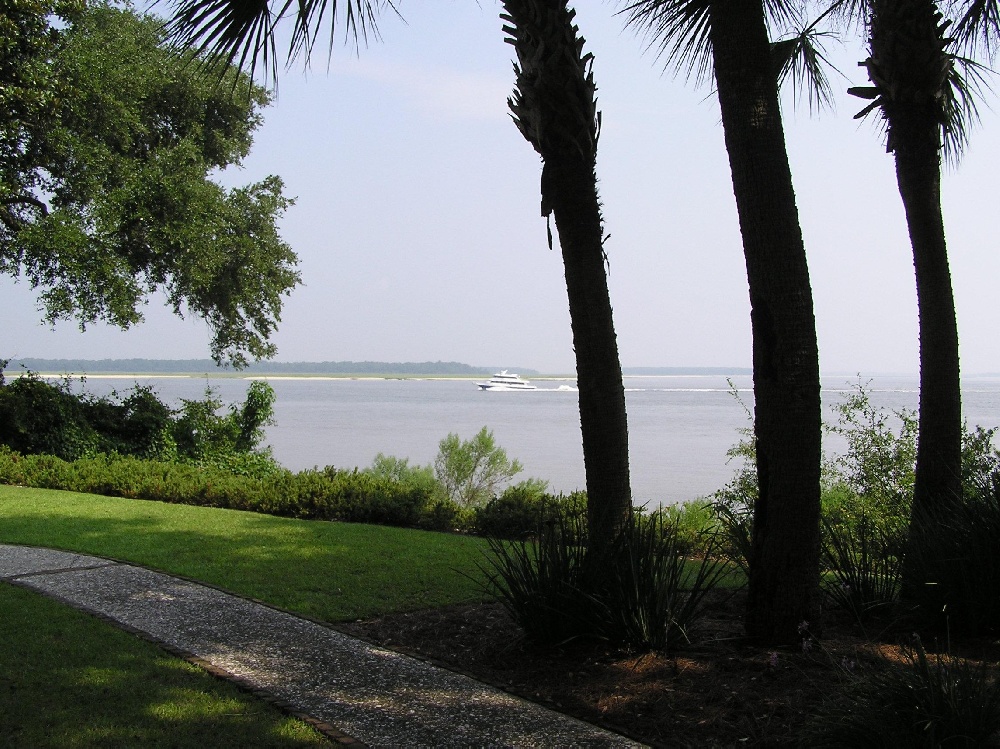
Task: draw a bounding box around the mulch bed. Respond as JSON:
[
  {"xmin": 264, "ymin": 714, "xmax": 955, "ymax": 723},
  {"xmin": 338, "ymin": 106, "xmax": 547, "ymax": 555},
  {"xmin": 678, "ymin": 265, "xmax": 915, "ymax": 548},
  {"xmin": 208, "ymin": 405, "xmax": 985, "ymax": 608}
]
[{"xmin": 339, "ymin": 592, "xmax": 1000, "ymax": 747}]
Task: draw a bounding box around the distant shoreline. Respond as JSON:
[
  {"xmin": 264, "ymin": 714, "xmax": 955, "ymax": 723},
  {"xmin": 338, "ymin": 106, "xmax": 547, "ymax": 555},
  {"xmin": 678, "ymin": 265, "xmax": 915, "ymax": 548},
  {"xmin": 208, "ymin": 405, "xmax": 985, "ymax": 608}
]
[
  {"xmin": 16, "ymin": 358, "xmax": 991, "ymax": 379},
  {"xmin": 4, "ymin": 358, "xmax": 754, "ymax": 379}
]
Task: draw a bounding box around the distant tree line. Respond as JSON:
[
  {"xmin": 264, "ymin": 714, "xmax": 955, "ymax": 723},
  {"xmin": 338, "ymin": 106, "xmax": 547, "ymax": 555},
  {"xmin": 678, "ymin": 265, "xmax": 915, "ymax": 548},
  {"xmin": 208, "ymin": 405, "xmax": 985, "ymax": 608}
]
[
  {"xmin": 4, "ymin": 359, "xmax": 534, "ymax": 376},
  {"xmin": 7, "ymin": 359, "xmax": 751, "ymax": 376}
]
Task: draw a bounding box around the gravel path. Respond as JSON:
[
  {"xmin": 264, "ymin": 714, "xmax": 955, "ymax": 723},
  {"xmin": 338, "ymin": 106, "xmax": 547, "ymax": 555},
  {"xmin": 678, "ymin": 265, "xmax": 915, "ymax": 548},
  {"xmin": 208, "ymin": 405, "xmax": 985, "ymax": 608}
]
[{"xmin": 0, "ymin": 543, "xmax": 643, "ymax": 748}]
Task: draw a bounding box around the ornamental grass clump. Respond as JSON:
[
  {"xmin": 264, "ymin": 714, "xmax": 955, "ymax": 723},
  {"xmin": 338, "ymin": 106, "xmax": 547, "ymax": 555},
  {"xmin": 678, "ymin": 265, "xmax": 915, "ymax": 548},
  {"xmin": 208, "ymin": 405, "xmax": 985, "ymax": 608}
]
[
  {"xmin": 478, "ymin": 507, "xmax": 726, "ymax": 651},
  {"xmin": 478, "ymin": 511, "xmax": 599, "ymax": 647},
  {"xmin": 821, "ymin": 511, "xmax": 905, "ymax": 624},
  {"xmin": 601, "ymin": 513, "xmax": 729, "ymax": 651},
  {"xmin": 802, "ymin": 639, "xmax": 1000, "ymax": 748}
]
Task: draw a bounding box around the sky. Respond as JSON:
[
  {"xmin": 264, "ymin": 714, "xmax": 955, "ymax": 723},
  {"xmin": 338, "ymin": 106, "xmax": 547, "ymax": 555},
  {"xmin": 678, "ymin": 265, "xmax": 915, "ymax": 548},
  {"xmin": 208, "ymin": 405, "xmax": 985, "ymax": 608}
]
[{"xmin": 3, "ymin": 2, "xmax": 999, "ymax": 376}]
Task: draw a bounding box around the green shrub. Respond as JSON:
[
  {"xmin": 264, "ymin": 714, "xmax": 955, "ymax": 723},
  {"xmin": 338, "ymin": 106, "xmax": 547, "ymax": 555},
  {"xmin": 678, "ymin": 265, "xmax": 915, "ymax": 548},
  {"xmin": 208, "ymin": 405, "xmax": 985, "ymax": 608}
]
[
  {"xmin": 366, "ymin": 453, "xmax": 440, "ymax": 495},
  {"xmin": 80, "ymin": 385, "xmax": 175, "ymax": 459},
  {"xmin": 171, "ymin": 381, "xmax": 275, "ymax": 462},
  {"xmin": 196, "ymin": 449, "xmax": 285, "ymax": 481},
  {"xmin": 712, "ymin": 382, "xmax": 1000, "ymax": 621},
  {"xmin": 655, "ymin": 500, "xmax": 719, "ymax": 556},
  {"xmin": 0, "ymin": 448, "xmax": 467, "ymax": 531},
  {"xmin": 601, "ymin": 513, "xmax": 729, "ymax": 651},
  {"xmin": 802, "ymin": 640, "xmax": 1000, "ymax": 747},
  {"xmin": 479, "ymin": 510, "xmax": 598, "ymax": 647},
  {"xmin": 826, "ymin": 383, "xmax": 917, "ymax": 527},
  {"xmin": 0, "ymin": 367, "xmax": 278, "ymax": 471},
  {"xmin": 710, "ymin": 421, "xmax": 757, "ymax": 576},
  {"xmin": 417, "ymin": 497, "xmax": 473, "ymax": 533},
  {"xmin": 322, "ymin": 471, "xmax": 432, "ymax": 526},
  {"xmin": 962, "ymin": 425, "xmax": 1000, "ymax": 501},
  {"xmin": 474, "ymin": 485, "xmax": 585, "ymax": 539},
  {"xmin": 0, "ymin": 372, "xmax": 100, "ymax": 460}
]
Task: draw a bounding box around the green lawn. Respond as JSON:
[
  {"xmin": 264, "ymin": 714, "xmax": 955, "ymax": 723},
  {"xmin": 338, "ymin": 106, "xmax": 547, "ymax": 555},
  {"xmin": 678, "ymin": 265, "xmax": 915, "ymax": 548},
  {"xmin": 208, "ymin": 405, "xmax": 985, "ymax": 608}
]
[
  {"xmin": 0, "ymin": 485, "xmax": 492, "ymax": 747},
  {"xmin": 0, "ymin": 485, "xmax": 490, "ymax": 621},
  {"xmin": 0, "ymin": 583, "xmax": 332, "ymax": 747}
]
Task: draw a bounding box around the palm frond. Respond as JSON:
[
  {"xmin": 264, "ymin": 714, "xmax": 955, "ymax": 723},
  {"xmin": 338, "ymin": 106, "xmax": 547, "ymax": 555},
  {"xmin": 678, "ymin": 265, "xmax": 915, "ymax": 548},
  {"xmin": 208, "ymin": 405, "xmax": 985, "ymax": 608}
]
[
  {"xmin": 160, "ymin": 0, "xmax": 395, "ymax": 83},
  {"xmin": 824, "ymin": 0, "xmax": 872, "ymax": 31},
  {"xmin": 288, "ymin": 0, "xmax": 393, "ymax": 70},
  {"xmin": 162, "ymin": 0, "xmax": 279, "ymax": 81},
  {"xmin": 950, "ymin": 0, "xmax": 1000, "ymax": 60},
  {"xmin": 772, "ymin": 18, "xmax": 843, "ymax": 114},
  {"xmin": 763, "ymin": 0, "xmax": 801, "ymax": 29},
  {"xmin": 941, "ymin": 54, "xmax": 991, "ymax": 165},
  {"xmin": 846, "ymin": 1, "xmax": 990, "ymax": 164},
  {"xmin": 620, "ymin": 0, "xmax": 714, "ymax": 86}
]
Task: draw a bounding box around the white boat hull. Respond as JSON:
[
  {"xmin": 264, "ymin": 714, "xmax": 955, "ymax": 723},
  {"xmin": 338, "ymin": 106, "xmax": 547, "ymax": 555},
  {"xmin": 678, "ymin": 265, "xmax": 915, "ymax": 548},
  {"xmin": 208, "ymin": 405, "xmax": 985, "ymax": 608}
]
[{"xmin": 476, "ymin": 370, "xmax": 537, "ymax": 391}]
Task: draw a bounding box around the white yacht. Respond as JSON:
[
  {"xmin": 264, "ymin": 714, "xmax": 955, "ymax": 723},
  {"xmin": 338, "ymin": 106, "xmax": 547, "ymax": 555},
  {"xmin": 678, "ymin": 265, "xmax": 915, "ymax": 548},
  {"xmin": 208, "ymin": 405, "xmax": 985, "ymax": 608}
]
[{"xmin": 476, "ymin": 370, "xmax": 537, "ymax": 391}]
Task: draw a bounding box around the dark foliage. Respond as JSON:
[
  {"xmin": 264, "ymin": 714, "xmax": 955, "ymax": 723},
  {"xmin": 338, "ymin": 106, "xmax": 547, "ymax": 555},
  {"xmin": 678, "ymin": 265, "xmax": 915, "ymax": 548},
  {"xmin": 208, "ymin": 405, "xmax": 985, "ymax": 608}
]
[
  {"xmin": 479, "ymin": 508, "xmax": 727, "ymax": 651},
  {"xmin": 473, "ymin": 487, "xmax": 587, "ymax": 539},
  {"xmin": 0, "ymin": 368, "xmax": 275, "ymax": 469},
  {"xmin": 0, "ymin": 372, "xmax": 172, "ymax": 461},
  {"xmin": 803, "ymin": 640, "xmax": 1000, "ymax": 748},
  {"xmin": 907, "ymin": 476, "xmax": 1000, "ymax": 636}
]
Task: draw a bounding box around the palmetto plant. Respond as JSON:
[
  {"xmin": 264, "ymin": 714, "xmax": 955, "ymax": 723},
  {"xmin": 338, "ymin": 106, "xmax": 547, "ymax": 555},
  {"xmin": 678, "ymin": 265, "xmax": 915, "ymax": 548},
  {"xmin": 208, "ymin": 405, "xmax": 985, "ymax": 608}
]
[{"xmin": 622, "ymin": 0, "xmax": 824, "ymax": 645}]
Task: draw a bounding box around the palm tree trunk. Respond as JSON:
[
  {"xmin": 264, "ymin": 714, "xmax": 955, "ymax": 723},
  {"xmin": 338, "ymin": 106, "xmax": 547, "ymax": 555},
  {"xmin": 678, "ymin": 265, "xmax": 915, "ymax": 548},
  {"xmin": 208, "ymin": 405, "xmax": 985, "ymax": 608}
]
[
  {"xmin": 544, "ymin": 157, "xmax": 633, "ymax": 552},
  {"xmin": 895, "ymin": 128, "xmax": 962, "ymax": 520},
  {"xmin": 864, "ymin": 0, "xmax": 963, "ymax": 592},
  {"xmin": 502, "ymin": 0, "xmax": 632, "ymax": 553},
  {"xmin": 709, "ymin": 0, "xmax": 823, "ymax": 645}
]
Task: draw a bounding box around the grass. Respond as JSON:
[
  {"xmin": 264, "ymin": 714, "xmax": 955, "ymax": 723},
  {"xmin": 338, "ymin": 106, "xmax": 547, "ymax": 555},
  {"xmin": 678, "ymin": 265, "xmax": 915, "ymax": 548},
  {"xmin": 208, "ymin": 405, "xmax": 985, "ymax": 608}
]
[
  {"xmin": 0, "ymin": 485, "xmax": 490, "ymax": 621},
  {"xmin": 0, "ymin": 485, "xmax": 492, "ymax": 746},
  {"xmin": 0, "ymin": 583, "xmax": 331, "ymax": 747}
]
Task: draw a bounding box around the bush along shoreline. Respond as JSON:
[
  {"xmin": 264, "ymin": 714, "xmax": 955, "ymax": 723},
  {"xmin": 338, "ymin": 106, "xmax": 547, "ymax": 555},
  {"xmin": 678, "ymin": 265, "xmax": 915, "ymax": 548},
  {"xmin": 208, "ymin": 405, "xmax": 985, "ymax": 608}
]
[
  {"xmin": 0, "ymin": 447, "xmax": 596, "ymax": 535},
  {"xmin": 0, "ymin": 364, "xmax": 599, "ymax": 536}
]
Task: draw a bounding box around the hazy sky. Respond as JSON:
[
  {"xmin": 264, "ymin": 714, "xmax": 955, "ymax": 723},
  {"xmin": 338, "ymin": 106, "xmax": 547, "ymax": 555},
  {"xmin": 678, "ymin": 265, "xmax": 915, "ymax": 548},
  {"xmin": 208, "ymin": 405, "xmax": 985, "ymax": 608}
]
[{"xmin": 3, "ymin": 2, "xmax": 998, "ymax": 375}]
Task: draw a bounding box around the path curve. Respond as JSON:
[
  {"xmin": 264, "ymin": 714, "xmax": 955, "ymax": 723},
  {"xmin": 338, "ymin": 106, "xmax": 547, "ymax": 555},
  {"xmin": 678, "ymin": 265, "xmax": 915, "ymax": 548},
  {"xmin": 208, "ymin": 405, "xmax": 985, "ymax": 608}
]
[{"xmin": 0, "ymin": 543, "xmax": 643, "ymax": 748}]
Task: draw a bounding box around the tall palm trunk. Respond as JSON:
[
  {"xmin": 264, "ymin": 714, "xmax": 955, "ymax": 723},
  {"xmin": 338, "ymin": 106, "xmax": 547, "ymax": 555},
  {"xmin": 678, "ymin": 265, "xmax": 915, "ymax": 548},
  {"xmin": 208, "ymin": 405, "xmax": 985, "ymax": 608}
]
[
  {"xmin": 859, "ymin": 0, "xmax": 962, "ymax": 591},
  {"xmin": 502, "ymin": 0, "xmax": 632, "ymax": 553},
  {"xmin": 710, "ymin": 0, "xmax": 823, "ymax": 645}
]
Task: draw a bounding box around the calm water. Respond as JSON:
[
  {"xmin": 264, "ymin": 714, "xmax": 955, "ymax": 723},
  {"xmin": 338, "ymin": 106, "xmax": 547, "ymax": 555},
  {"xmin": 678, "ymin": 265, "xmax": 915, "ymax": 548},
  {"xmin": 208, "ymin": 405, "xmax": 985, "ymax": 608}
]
[{"xmin": 71, "ymin": 374, "xmax": 1000, "ymax": 507}]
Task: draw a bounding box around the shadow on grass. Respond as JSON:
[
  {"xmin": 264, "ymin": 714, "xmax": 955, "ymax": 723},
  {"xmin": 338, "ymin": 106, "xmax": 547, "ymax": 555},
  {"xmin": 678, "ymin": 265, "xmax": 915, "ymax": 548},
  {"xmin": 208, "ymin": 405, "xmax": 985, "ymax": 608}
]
[
  {"xmin": 0, "ymin": 583, "xmax": 329, "ymax": 747},
  {"xmin": 0, "ymin": 486, "xmax": 489, "ymax": 621}
]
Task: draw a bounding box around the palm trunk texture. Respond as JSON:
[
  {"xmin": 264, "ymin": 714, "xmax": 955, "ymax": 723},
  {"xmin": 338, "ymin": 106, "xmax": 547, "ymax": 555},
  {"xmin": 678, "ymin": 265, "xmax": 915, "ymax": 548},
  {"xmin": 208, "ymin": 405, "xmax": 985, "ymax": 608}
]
[
  {"xmin": 710, "ymin": 0, "xmax": 823, "ymax": 645},
  {"xmin": 502, "ymin": 0, "xmax": 632, "ymax": 553},
  {"xmin": 863, "ymin": 0, "xmax": 963, "ymax": 592}
]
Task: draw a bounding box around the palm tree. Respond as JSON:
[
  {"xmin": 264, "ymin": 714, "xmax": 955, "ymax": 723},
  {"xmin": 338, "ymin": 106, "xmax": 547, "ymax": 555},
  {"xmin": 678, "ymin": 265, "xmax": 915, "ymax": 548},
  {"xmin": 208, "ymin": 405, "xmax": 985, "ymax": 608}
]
[
  {"xmin": 164, "ymin": 0, "xmax": 634, "ymax": 549},
  {"xmin": 841, "ymin": 0, "xmax": 989, "ymax": 594},
  {"xmin": 502, "ymin": 0, "xmax": 633, "ymax": 554},
  {"xmin": 624, "ymin": 0, "xmax": 824, "ymax": 645}
]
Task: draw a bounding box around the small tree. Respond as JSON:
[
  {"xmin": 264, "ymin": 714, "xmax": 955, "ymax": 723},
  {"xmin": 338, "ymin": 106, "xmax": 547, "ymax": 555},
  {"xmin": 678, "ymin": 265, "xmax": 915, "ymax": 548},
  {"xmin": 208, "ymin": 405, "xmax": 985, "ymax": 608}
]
[
  {"xmin": 172, "ymin": 382, "xmax": 276, "ymax": 462},
  {"xmin": 434, "ymin": 427, "xmax": 523, "ymax": 507},
  {"xmin": 367, "ymin": 453, "xmax": 440, "ymax": 496}
]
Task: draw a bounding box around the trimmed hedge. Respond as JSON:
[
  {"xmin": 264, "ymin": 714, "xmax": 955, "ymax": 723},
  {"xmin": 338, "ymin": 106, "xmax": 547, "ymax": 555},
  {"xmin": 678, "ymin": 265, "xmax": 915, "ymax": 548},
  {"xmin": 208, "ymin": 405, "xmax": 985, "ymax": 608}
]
[
  {"xmin": 0, "ymin": 448, "xmax": 624, "ymax": 539},
  {"xmin": 0, "ymin": 448, "xmax": 466, "ymax": 531}
]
